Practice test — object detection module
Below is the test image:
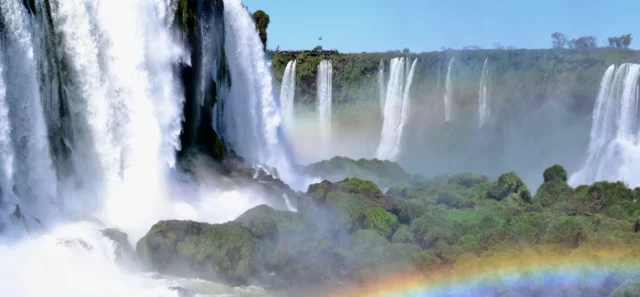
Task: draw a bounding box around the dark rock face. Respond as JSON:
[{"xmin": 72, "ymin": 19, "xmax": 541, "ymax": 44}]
[
  {"xmin": 100, "ymin": 228, "xmax": 136, "ymax": 267},
  {"xmin": 635, "ymin": 220, "xmax": 640, "ymax": 233}
]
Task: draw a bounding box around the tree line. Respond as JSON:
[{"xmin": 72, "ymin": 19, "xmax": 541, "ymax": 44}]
[{"xmin": 551, "ymin": 32, "xmax": 633, "ymax": 49}]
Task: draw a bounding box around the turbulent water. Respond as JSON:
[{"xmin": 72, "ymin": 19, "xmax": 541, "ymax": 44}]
[
  {"xmin": 376, "ymin": 57, "xmax": 417, "ymax": 161},
  {"xmin": 445, "ymin": 57, "xmax": 455, "ymax": 122},
  {"xmin": 478, "ymin": 57, "xmax": 490, "ymax": 128},
  {"xmin": 317, "ymin": 59, "xmax": 333, "ymax": 152},
  {"xmin": 280, "ymin": 59, "xmax": 297, "ymax": 128},
  {"xmin": 379, "ymin": 58, "xmax": 386, "ymax": 116},
  {"xmin": 570, "ymin": 63, "xmax": 640, "ymax": 187}
]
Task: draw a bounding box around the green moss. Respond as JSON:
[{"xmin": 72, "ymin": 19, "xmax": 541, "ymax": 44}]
[
  {"xmin": 487, "ymin": 172, "xmax": 532, "ymax": 203},
  {"xmin": 234, "ymin": 205, "xmax": 316, "ymax": 243},
  {"xmin": 136, "ymin": 220, "xmax": 259, "ymax": 284},
  {"xmin": 339, "ymin": 178, "xmax": 383, "ymax": 197},
  {"xmin": 325, "ymin": 192, "xmax": 377, "ymax": 231},
  {"xmin": 364, "ymin": 207, "xmax": 399, "ymax": 238},
  {"xmin": 303, "ymin": 157, "xmax": 411, "ymax": 189},
  {"xmin": 543, "ymin": 165, "xmax": 568, "ymax": 182}
]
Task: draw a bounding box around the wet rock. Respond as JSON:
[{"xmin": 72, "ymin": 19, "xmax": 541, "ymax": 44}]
[{"xmin": 101, "ymin": 228, "xmax": 136, "ymax": 266}]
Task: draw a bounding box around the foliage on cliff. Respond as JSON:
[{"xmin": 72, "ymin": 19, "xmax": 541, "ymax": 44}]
[
  {"xmin": 137, "ymin": 159, "xmax": 640, "ymax": 291},
  {"xmin": 252, "ymin": 10, "xmax": 270, "ymax": 51}
]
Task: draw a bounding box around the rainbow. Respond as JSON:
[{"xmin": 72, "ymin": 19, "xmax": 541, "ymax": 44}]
[{"xmin": 323, "ymin": 244, "xmax": 640, "ymax": 297}]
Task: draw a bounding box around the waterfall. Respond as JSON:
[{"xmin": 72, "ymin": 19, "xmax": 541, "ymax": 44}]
[
  {"xmin": 376, "ymin": 57, "xmax": 417, "ymax": 161},
  {"xmin": 0, "ymin": 47, "xmax": 14, "ymax": 211},
  {"xmin": 43, "ymin": 0, "xmax": 187, "ymax": 232},
  {"xmin": 0, "ymin": 0, "xmax": 58, "ymax": 219},
  {"xmin": 444, "ymin": 57, "xmax": 455, "ymax": 122},
  {"xmin": 478, "ymin": 57, "xmax": 490, "ymax": 128},
  {"xmin": 379, "ymin": 58, "xmax": 385, "ymax": 116},
  {"xmin": 220, "ymin": 0, "xmax": 302, "ymax": 189},
  {"xmin": 317, "ymin": 60, "xmax": 333, "ymax": 151},
  {"xmin": 570, "ymin": 64, "xmax": 640, "ymax": 187},
  {"xmin": 280, "ymin": 59, "xmax": 297, "ymax": 128}
]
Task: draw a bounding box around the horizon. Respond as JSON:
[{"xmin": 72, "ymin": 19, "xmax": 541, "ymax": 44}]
[{"xmin": 244, "ymin": 0, "xmax": 640, "ymax": 53}]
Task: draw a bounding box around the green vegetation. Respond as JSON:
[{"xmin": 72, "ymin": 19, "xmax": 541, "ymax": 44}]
[
  {"xmin": 252, "ymin": 10, "xmax": 269, "ymax": 51},
  {"xmin": 138, "ymin": 161, "xmax": 640, "ymax": 289}
]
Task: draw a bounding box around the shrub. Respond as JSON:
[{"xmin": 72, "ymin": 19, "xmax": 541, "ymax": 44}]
[
  {"xmin": 543, "ymin": 165, "xmax": 568, "ymax": 182},
  {"xmin": 487, "ymin": 172, "xmax": 532, "ymax": 203}
]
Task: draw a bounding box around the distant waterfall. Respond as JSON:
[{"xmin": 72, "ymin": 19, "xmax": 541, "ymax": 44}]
[
  {"xmin": 317, "ymin": 60, "xmax": 333, "ymax": 149},
  {"xmin": 379, "ymin": 59, "xmax": 385, "ymax": 115},
  {"xmin": 570, "ymin": 64, "xmax": 640, "ymax": 187},
  {"xmin": 221, "ymin": 0, "xmax": 300, "ymax": 189},
  {"xmin": 280, "ymin": 60, "xmax": 297, "ymax": 128},
  {"xmin": 478, "ymin": 57, "xmax": 490, "ymax": 128},
  {"xmin": 444, "ymin": 57, "xmax": 455, "ymax": 122},
  {"xmin": 376, "ymin": 57, "xmax": 418, "ymax": 161}
]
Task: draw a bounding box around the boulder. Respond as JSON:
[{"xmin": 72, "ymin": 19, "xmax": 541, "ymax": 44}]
[
  {"xmin": 136, "ymin": 220, "xmax": 259, "ymax": 285},
  {"xmin": 101, "ymin": 228, "xmax": 136, "ymax": 266}
]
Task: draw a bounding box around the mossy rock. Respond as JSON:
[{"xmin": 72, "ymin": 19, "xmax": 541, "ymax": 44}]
[
  {"xmin": 325, "ymin": 192, "xmax": 377, "ymax": 231},
  {"xmin": 487, "ymin": 172, "xmax": 532, "ymax": 203},
  {"xmin": 234, "ymin": 204, "xmax": 316, "ymax": 244},
  {"xmin": 364, "ymin": 207, "xmax": 399, "ymax": 238},
  {"xmin": 535, "ymin": 180, "xmax": 573, "ymax": 207},
  {"xmin": 543, "ymin": 164, "xmax": 568, "ymax": 182},
  {"xmin": 410, "ymin": 211, "xmax": 457, "ymax": 248},
  {"xmin": 136, "ymin": 220, "xmax": 259, "ymax": 285},
  {"xmin": 448, "ymin": 172, "xmax": 489, "ymax": 188}
]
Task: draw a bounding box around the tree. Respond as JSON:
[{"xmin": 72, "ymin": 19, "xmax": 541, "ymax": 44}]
[
  {"xmin": 609, "ymin": 34, "xmax": 632, "ymax": 48},
  {"xmin": 462, "ymin": 45, "xmax": 482, "ymax": 50},
  {"xmin": 252, "ymin": 10, "xmax": 270, "ymax": 51},
  {"xmin": 402, "ymin": 48, "xmax": 411, "ymax": 54},
  {"xmin": 569, "ymin": 36, "xmax": 597, "ymax": 49},
  {"xmin": 312, "ymin": 45, "xmax": 323, "ymax": 51},
  {"xmin": 551, "ymin": 32, "xmax": 568, "ymax": 49}
]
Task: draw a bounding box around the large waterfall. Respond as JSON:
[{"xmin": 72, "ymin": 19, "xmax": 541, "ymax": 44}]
[
  {"xmin": 280, "ymin": 59, "xmax": 297, "ymax": 128},
  {"xmin": 570, "ymin": 64, "xmax": 640, "ymax": 187},
  {"xmin": 444, "ymin": 57, "xmax": 455, "ymax": 122},
  {"xmin": 379, "ymin": 58, "xmax": 385, "ymax": 115},
  {"xmin": 376, "ymin": 57, "xmax": 417, "ymax": 161},
  {"xmin": 478, "ymin": 57, "xmax": 490, "ymax": 128},
  {"xmin": 317, "ymin": 59, "xmax": 333, "ymax": 150},
  {"xmin": 220, "ymin": 0, "xmax": 302, "ymax": 189}
]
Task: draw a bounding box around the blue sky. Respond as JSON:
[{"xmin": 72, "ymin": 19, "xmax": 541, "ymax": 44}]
[{"xmin": 243, "ymin": 0, "xmax": 640, "ymax": 53}]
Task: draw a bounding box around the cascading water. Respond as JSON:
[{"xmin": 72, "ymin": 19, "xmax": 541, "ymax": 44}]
[
  {"xmin": 379, "ymin": 58, "xmax": 385, "ymax": 116},
  {"xmin": 376, "ymin": 57, "xmax": 417, "ymax": 161},
  {"xmin": 44, "ymin": 0, "xmax": 187, "ymax": 235},
  {"xmin": 444, "ymin": 57, "xmax": 455, "ymax": 122},
  {"xmin": 317, "ymin": 59, "xmax": 333, "ymax": 152},
  {"xmin": 220, "ymin": 0, "xmax": 304, "ymax": 190},
  {"xmin": 570, "ymin": 64, "xmax": 640, "ymax": 187},
  {"xmin": 0, "ymin": 0, "xmax": 58, "ymax": 221},
  {"xmin": 478, "ymin": 57, "xmax": 490, "ymax": 128},
  {"xmin": 279, "ymin": 59, "xmax": 296, "ymax": 128}
]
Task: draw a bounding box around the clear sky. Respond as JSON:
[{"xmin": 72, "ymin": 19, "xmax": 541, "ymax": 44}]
[{"xmin": 243, "ymin": 0, "xmax": 640, "ymax": 53}]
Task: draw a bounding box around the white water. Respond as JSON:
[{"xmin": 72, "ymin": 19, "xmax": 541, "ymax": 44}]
[
  {"xmin": 444, "ymin": 57, "xmax": 455, "ymax": 122},
  {"xmin": 478, "ymin": 57, "xmax": 490, "ymax": 128},
  {"xmin": 376, "ymin": 57, "xmax": 417, "ymax": 161},
  {"xmin": 570, "ymin": 64, "xmax": 640, "ymax": 187},
  {"xmin": 44, "ymin": 0, "xmax": 187, "ymax": 236},
  {"xmin": 280, "ymin": 59, "xmax": 296, "ymax": 128},
  {"xmin": 0, "ymin": 47, "xmax": 15, "ymax": 213},
  {"xmin": 317, "ymin": 60, "xmax": 333, "ymax": 152},
  {"xmin": 0, "ymin": 0, "xmax": 58, "ymax": 220},
  {"xmin": 220, "ymin": 0, "xmax": 309, "ymax": 190},
  {"xmin": 379, "ymin": 58, "xmax": 386, "ymax": 116}
]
